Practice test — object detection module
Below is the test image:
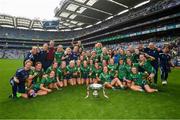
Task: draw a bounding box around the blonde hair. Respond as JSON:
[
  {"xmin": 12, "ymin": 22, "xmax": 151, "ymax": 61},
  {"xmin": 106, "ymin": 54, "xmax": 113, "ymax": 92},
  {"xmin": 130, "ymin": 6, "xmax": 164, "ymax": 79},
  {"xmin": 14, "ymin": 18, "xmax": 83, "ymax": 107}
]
[
  {"xmin": 32, "ymin": 46, "xmax": 37, "ymax": 49},
  {"xmin": 25, "ymin": 60, "xmax": 32, "ymax": 65},
  {"xmin": 69, "ymin": 60, "xmax": 75, "ymax": 65}
]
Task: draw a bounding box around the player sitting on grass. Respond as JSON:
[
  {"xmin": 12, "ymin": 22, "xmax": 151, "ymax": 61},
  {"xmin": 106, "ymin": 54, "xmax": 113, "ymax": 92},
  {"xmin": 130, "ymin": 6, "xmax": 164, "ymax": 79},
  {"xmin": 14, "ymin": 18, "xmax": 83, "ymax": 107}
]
[
  {"xmin": 118, "ymin": 58, "xmax": 130, "ymax": 88},
  {"xmin": 99, "ymin": 66, "xmax": 124, "ymax": 89},
  {"xmin": 129, "ymin": 67, "xmax": 158, "ymax": 93},
  {"xmin": 30, "ymin": 70, "xmax": 57, "ymax": 96}
]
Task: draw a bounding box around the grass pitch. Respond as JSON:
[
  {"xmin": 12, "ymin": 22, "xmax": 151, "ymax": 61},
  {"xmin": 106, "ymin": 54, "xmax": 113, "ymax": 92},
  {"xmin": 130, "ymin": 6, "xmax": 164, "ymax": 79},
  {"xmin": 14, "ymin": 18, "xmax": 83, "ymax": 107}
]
[{"xmin": 0, "ymin": 59, "xmax": 180, "ymax": 119}]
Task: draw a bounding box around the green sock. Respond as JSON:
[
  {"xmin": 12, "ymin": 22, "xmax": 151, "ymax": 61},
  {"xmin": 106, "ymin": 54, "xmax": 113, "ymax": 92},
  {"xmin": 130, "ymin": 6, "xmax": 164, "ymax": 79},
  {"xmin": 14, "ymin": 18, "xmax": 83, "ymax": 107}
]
[{"xmin": 16, "ymin": 92, "xmax": 22, "ymax": 98}]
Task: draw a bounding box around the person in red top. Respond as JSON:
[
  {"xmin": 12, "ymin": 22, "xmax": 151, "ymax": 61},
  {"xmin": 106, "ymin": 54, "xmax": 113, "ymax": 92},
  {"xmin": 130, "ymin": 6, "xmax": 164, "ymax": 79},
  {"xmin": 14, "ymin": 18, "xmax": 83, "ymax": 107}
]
[{"xmin": 46, "ymin": 40, "xmax": 55, "ymax": 68}]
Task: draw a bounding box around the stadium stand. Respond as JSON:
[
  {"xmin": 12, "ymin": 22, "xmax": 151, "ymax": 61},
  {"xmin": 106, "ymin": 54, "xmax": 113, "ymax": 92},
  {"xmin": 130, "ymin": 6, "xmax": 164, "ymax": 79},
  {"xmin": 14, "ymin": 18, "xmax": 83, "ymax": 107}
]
[{"xmin": 0, "ymin": 0, "xmax": 179, "ymax": 62}]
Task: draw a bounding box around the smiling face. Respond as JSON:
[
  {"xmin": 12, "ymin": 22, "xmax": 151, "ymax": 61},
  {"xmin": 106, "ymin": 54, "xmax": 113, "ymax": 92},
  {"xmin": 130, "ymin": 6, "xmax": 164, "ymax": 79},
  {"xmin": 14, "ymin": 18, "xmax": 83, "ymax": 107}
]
[
  {"xmin": 76, "ymin": 60, "xmax": 81, "ymax": 66},
  {"xmin": 31, "ymin": 47, "xmax": 37, "ymax": 55},
  {"xmin": 66, "ymin": 47, "xmax": 71, "ymax": 54},
  {"xmin": 24, "ymin": 60, "xmax": 32, "ymax": 71},
  {"xmin": 69, "ymin": 60, "xmax": 75, "ymax": 68},
  {"xmin": 102, "ymin": 60, "xmax": 107, "ymax": 66},
  {"xmin": 61, "ymin": 61, "xmax": 66, "ymax": 68},
  {"xmin": 83, "ymin": 61, "xmax": 87, "ymax": 67},
  {"xmin": 43, "ymin": 43, "xmax": 48, "ymax": 51},
  {"xmin": 103, "ymin": 66, "xmax": 108, "ymax": 73},
  {"xmin": 131, "ymin": 67, "xmax": 137, "ymax": 74},
  {"xmin": 73, "ymin": 46, "xmax": 79, "ymax": 52},
  {"xmin": 126, "ymin": 50, "xmax": 131, "ymax": 56},
  {"xmin": 126, "ymin": 58, "xmax": 132, "ymax": 65},
  {"xmin": 163, "ymin": 46, "xmax": 170, "ymax": 53},
  {"xmin": 102, "ymin": 47, "xmax": 107, "ymax": 54},
  {"xmin": 90, "ymin": 59, "xmax": 93, "ymax": 65},
  {"xmin": 135, "ymin": 48, "xmax": 139, "ymax": 54},
  {"xmin": 77, "ymin": 41, "xmax": 81, "ymax": 45},
  {"xmin": 35, "ymin": 63, "xmax": 42, "ymax": 71},
  {"xmin": 119, "ymin": 59, "xmax": 124, "ymax": 65},
  {"xmin": 91, "ymin": 51, "xmax": 96, "ymax": 57},
  {"xmin": 53, "ymin": 62, "xmax": 58, "ymax": 69},
  {"xmin": 113, "ymin": 50, "xmax": 117, "ymax": 55},
  {"xmin": 57, "ymin": 45, "xmax": 63, "ymax": 52},
  {"xmin": 139, "ymin": 54, "xmax": 145, "ymax": 61},
  {"xmin": 49, "ymin": 71, "xmax": 55, "ymax": 78},
  {"xmin": 49, "ymin": 40, "xmax": 54, "ymax": 48},
  {"xmin": 119, "ymin": 49, "xmax": 124, "ymax": 55},
  {"xmin": 109, "ymin": 58, "xmax": 114, "ymax": 65},
  {"xmin": 149, "ymin": 42, "xmax": 155, "ymax": 49},
  {"xmin": 94, "ymin": 62, "xmax": 99, "ymax": 69}
]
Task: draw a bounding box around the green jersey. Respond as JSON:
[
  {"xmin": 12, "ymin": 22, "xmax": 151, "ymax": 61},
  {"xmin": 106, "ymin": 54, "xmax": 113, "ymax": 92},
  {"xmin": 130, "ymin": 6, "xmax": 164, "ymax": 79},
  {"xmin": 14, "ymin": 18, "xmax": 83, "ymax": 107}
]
[
  {"xmin": 66, "ymin": 65, "xmax": 78, "ymax": 78},
  {"xmin": 126, "ymin": 55, "xmax": 133, "ymax": 61},
  {"xmin": 132, "ymin": 53, "xmax": 139, "ymax": 63},
  {"xmin": 56, "ymin": 68, "xmax": 63, "ymax": 81},
  {"xmin": 54, "ymin": 51, "xmax": 64, "ymax": 64},
  {"xmin": 98, "ymin": 62, "xmax": 103, "ymax": 68},
  {"xmin": 89, "ymin": 64, "xmax": 94, "ymax": 78},
  {"xmin": 76, "ymin": 65, "xmax": 81, "ymax": 78},
  {"xmin": 120, "ymin": 54, "xmax": 127, "ymax": 61},
  {"xmin": 94, "ymin": 47, "xmax": 102, "ymax": 56},
  {"xmin": 99, "ymin": 72, "xmax": 111, "ymax": 83},
  {"xmin": 118, "ymin": 64, "xmax": 127, "ymax": 80},
  {"xmin": 91, "ymin": 55, "xmax": 99, "ymax": 63},
  {"xmin": 125, "ymin": 64, "xmax": 132, "ymax": 79},
  {"xmin": 29, "ymin": 69, "xmax": 44, "ymax": 83},
  {"xmin": 46, "ymin": 66, "xmax": 57, "ymax": 75},
  {"xmin": 89, "ymin": 64, "xmax": 94, "ymax": 71},
  {"xmin": 107, "ymin": 64, "xmax": 118, "ymax": 77},
  {"xmin": 61, "ymin": 67, "xmax": 67, "ymax": 79},
  {"xmin": 42, "ymin": 76, "xmax": 55, "ymax": 86},
  {"xmin": 138, "ymin": 60, "xmax": 155, "ymax": 74},
  {"xmin": 91, "ymin": 67, "xmax": 102, "ymax": 78},
  {"xmin": 78, "ymin": 44, "xmax": 84, "ymax": 52},
  {"xmin": 83, "ymin": 56, "xmax": 88, "ymax": 61},
  {"xmin": 101, "ymin": 53, "xmax": 110, "ymax": 62},
  {"xmin": 32, "ymin": 76, "xmax": 54, "ymax": 91},
  {"xmin": 129, "ymin": 72, "xmax": 147, "ymax": 86},
  {"xmin": 80, "ymin": 66, "xmax": 90, "ymax": 78}
]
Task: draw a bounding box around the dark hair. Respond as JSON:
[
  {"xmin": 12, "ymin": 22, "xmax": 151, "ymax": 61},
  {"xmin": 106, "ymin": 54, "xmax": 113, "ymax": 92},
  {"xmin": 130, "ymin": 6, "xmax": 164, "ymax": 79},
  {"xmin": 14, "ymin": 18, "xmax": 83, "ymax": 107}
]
[{"xmin": 35, "ymin": 62, "xmax": 42, "ymax": 66}]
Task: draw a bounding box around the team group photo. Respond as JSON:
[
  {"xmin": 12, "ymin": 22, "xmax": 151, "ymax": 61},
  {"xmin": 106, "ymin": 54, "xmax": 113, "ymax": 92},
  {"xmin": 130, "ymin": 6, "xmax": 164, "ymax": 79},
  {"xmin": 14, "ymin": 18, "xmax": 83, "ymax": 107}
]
[{"xmin": 0, "ymin": 0, "xmax": 180, "ymax": 119}]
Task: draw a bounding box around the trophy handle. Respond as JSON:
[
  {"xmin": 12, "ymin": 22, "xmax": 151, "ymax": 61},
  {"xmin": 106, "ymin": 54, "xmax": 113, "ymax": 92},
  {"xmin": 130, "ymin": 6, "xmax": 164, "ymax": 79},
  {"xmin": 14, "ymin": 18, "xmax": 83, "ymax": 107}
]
[
  {"xmin": 103, "ymin": 85, "xmax": 109, "ymax": 99},
  {"xmin": 85, "ymin": 85, "xmax": 90, "ymax": 99}
]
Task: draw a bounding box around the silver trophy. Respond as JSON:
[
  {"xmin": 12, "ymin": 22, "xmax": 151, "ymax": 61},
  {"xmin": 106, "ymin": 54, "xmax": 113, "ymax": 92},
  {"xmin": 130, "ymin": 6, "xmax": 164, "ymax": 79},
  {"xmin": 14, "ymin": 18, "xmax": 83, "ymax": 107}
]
[{"xmin": 85, "ymin": 83, "xmax": 109, "ymax": 99}]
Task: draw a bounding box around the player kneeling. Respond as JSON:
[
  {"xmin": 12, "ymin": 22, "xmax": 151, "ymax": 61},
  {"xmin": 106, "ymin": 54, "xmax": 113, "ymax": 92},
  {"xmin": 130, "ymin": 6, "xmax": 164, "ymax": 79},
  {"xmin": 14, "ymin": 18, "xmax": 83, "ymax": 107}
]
[
  {"xmin": 9, "ymin": 60, "xmax": 32, "ymax": 99},
  {"xmin": 129, "ymin": 67, "xmax": 158, "ymax": 93},
  {"xmin": 81, "ymin": 60, "xmax": 90, "ymax": 85},
  {"xmin": 66, "ymin": 60, "xmax": 77, "ymax": 86},
  {"xmin": 99, "ymin": 66, "xmax": 123, "ymax": 90}
]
